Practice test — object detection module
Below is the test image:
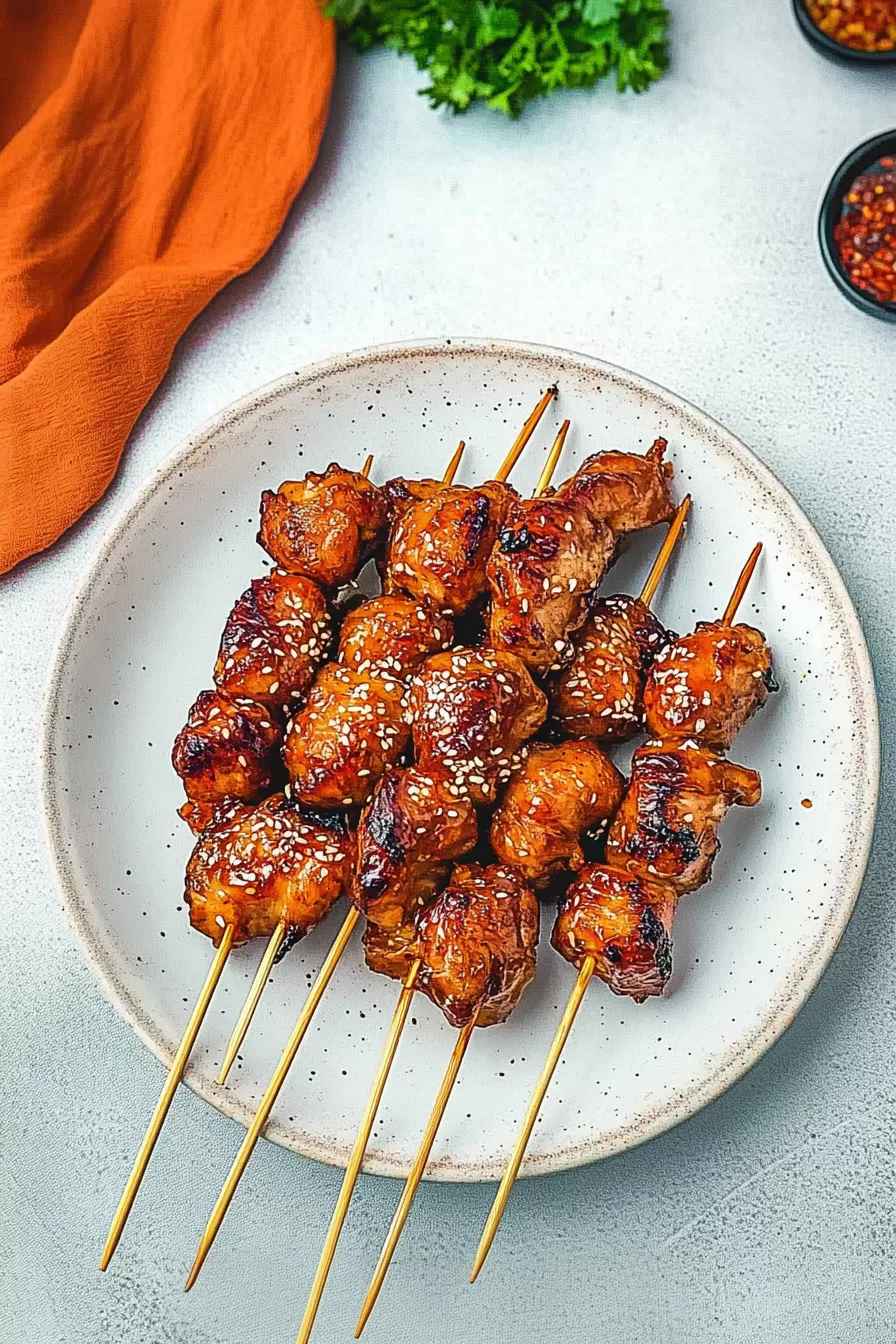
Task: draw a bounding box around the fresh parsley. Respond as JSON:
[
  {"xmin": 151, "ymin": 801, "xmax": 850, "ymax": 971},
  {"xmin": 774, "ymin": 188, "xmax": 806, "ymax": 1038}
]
[{"xmin": 325, "ymin": 0, "xmax": 670, "ymax": 118}]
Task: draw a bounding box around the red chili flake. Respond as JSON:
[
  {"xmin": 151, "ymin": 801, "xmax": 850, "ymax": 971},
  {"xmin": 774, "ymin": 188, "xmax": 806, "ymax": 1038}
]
[
  {"xmin": 833, "ymin": 157, "xmax": 896, "ymax": 305},
  {"xmin": 806, "ymin": 0, "xmax": 896, "ymax": 50}
]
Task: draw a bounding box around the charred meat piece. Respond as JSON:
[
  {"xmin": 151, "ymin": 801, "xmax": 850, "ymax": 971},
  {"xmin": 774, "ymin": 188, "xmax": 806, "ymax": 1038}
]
[
  {"xmin": 172, "ymin": 690, "xmax": 281, "ymax": 803},
  {"xmin": 406, "ymin": 648, "xmax": 547, "ymax": 804},
  {"xmin": 185, "ymin": 794, "xmax": 350, "ymax": 946},
  {"xmin": 486, "ymin": 496, "xmax": 615, "ymax": 674},
  {"xmin": 352, "ymin": 767, "xmax": 478, "ymax": 930},
  {"xmin": 214, "ymin": 571, "xmax": 331, "ymax": 711},
  {"xmin": 557, "ymin": 438, "xmax": 675, "ymax": 535},
  {"xmin": 643, "ymin": 621, "xmax": 775, "ymax": 748},
  {"xmin": 552, "ymin": 865, "xmax": 676, "ymax": 1001},
  {"xmin": 384, "ymin": 480, "xmax": 519, "ymax": 614},
  {"xmin": 415, "ymin": 864, "xmax": 539, "ymax": 1028},
  {"xmin": 605, "ymin": 741, "xmax": 761, "ymax": 895},
  {"xmin": 337, "ymin": 595, "xmax": 454, "ymax": 682},
  {"xmin": 283, "ymin": 664, "xmax": 410, "ymax": 809},
  {"xmin": 258, "ymin": 464, "xmax": 387, "ymax": 587},
  {"xmin": 550, "ymin": 594, "xmax": 672, "ymax": 741},
  {"xmin": 490, "ymin": 741, "xmax": 625, "ymax": 884},
  {"xmin": 363, "ymin": 916, "xmax": 421, "ymax": 984}
]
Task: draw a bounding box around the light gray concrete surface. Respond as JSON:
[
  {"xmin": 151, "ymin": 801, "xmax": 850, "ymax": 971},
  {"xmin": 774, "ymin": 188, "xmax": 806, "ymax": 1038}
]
[{"xmin": 2, "ymin": 3, "xmax": 895, "ymax": 1340}]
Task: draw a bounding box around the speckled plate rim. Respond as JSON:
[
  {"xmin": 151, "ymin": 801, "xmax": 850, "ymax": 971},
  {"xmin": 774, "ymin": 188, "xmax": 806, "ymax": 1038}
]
[{"xmin": 41, "ymin": 337, "xmax": 880, "ymax": 1181}]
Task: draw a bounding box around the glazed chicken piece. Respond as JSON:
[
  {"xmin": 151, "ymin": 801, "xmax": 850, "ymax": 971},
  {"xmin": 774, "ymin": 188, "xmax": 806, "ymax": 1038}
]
[
  {"xmin": 185, "ymin": 794, "xmax": 351, "ymax": 947},
  {"xmin": 363, "ymin": 916, "xmax": 421, "ymax": 984},
  {"xmin": 352, "ymin": 767, "xmax": 477, "ymax": 930},
  {"xmin": 282, "ymin": 664, "xmax": 410, "ymax": 809},
  {"xmin": 172, "ymin": 689, "xmax": 281, "ymax": 804},
  {"xmin": 406, "ymin": 648, "xmax": 547, "ymax": 804},
  {"xmin": 384, "ymin": 480, "xmax": 519, "ymax": 614},
  {"xmin": 177, "ymin": 797, "xmax": 244, "ymax": 835},
  {"xmin": 552, "ymin": 865, "xmax": 676, "ymax": 1001},
  {"xmin": 486, "ymin": 495, "xmax": 616, "ymax": 673},
  {"xmin": 415, "ymin": 864, "xmax": 540, "ymax": 1028},
  {"xmin": 490, "ymin": 741, "xmax": 625, "ymax": 884},
  {"xmin": 557, "ymin": 438, "xmax": 676, "ymax": 535},
  {"xmin": 258, "ymin": 463, "xmax": 387, "ymax": 587},
  {"xmin": 337, "ymin": 595, "xmax": 454, "ymax": 682},
  {"xmin": 605, "ymin": 741, "xmax": 761, "ymax": 896},
  {"xmin": 550, "ymin": 594, "xmax": 672, "ymax": 741},
  {"xmin": 214, "ymin": 570, "xmax": 331, "ymax": 711},
  {"xmin": 643, "ymin": 620, "xmax": 775, "ymax": 748}
]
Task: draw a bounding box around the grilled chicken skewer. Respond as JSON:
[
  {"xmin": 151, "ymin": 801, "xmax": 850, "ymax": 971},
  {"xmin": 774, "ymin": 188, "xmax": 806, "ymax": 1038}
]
[
  {"xmin": 184, "ymin": 392, "xmax": 557, "ymax": 1290},
  {"xmin": 291, "ymin": 424, "xmax": 567, "ymax": 1344},
  {"xmin": 470, "ymin": 543, "xmax": 771, "ymax": 1280}
]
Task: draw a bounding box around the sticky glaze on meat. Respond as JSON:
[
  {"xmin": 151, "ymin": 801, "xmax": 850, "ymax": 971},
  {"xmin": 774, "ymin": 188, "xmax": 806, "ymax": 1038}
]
[
  {"xmin": 214, "ymin": 571, "xmax": 331, "ymax": 711},
  {"xmin": 384, "ymin": 480, "xmax": 519, "ymax": 614},
  {"xmin": 552, "ymin": 865, "xmax": 676, "ymax": 1001},
  {"xmin": 415, "ymin": 863, "xmax": 539, "ymax": 1028},
  {"xmin": 486, "ymin": 495, "xmax": 616, "ymax": 674},
  {"xmin": 258, "ymin": 463, "xmax": 387, "ymax": 587},
  {"xmin": 605, "ymin": 741, "xmax": 761, "ymax": 895},
  {"xmin": 557, "ymin": 439, "xmax": 676, "ymax": 535},
  {"xmin": 185, "ymin": 794, "xmax": 350, "ymax": 946},
  {"xmin": 644, "ymin": 621, "xmax": 775, "ymax": 748},
  {"xmin": 352, "ymin": 767, "xmax": 477, "ymax": 930},
  {"xmin": 551, "ymin": 594, "xmax": 672, "ymax": 741},
  {"xmin": 172, "ymin": 690, "xmax": 281, "ymax": 803},
  {"xmin": 406, "ymin": 648, "xmax": 547, "ymax": 803},
  {"xmin": 337, "ymin": 595, "xmax": 454, "ymax": 682},
  {"xmin": 283, "ymin": 663, "xmax": 410, "ymax": 809},
  {"xmin": 490, "ymin": 741, "xmax": 625, "ymax": 884}
]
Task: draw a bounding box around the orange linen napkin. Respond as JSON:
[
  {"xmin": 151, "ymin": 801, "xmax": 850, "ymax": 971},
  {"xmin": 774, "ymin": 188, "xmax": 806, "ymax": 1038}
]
[{"xmin": 0, "ymin": 0, "xmax": 335, "ymax": 574}]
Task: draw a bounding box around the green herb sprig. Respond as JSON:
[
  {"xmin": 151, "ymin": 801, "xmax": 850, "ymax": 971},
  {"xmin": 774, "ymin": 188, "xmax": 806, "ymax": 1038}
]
[{"xmin": 325, "ymin": 0, "xmax": 670, "ymax": 118}]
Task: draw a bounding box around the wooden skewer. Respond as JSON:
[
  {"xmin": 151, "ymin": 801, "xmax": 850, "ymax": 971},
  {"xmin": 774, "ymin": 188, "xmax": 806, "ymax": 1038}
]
[
  {"xmin": 355, "ymin": 1012, "xmax": 478, "ymax": 1336},
  {"xmin": 442, "ymin": 439, "xmax": 466, "ymax": 485},
  {"xmin": 470, "ymin": 539, "xmax": 763, "ymax": 1280},
  {"xmin": 361, "ymin": 454, "xmax": 375, "ymax": 478},
  {"xmin": 494, "ymin": 387, "xmax": 558, "ymax": 483},
  {"xmin": 295, "ymin": 960, "xmax": 421, "ymax": 1344},
  {"xmin": 639, "ymin": 495, "xmax": 692, "ymax": 607},
  {"xmin": 99, "ymin": 924, "xmax": 235, "ymax": 1270},
  {"xmin": 292, "ymin": 420, "xmax": 570, "ymax": 1343}
]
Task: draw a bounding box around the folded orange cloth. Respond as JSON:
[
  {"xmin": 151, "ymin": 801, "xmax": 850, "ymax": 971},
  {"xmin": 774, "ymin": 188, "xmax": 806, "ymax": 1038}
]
[{"xmin": 0, "ymin": 0, "xmax": 335, "ymax": 574}]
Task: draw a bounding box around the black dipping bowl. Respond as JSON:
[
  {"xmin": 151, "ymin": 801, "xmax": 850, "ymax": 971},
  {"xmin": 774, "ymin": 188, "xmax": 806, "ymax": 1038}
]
[
  {"xmin": 793, "ymin": 0, "xmax": 896, "ymax": 64},
  {"xmin": 819, "ymin": 129, "xmax": 896, "ymax": 323}
]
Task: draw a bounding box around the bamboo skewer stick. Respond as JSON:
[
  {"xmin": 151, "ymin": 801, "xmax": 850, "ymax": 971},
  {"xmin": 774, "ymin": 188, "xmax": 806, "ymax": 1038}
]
[
  {"xmin": 493, "ymin": 388, "xmax": 557, "ymax": 483},
  {"xmin": 470, "ymin": 539, "xmax": 762, "ymax": 1281},
  {"xmin": 639, "ymin": 495, "xmax": 691, "ymax": 607},
  {"xmin": 99, "ymin": 924, "xmax": 235, "ymax": 1270}
]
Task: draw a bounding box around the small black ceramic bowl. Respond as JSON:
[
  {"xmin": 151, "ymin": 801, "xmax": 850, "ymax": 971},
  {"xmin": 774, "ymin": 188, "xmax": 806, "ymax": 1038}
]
[
  {"xmin": 793, "ymin": 0, "xmax": 896, "ymax": 64},
  {"xmin": 818, "ymin": 129, "xmax": 896, "ymax": 323}
]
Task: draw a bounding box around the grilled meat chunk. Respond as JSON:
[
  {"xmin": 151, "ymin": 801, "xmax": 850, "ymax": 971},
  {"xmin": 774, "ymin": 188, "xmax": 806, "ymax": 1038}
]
[
  {"xmin": 258, "ymin": 464, "xmax": 387, "ymax": 586},
  {"xmin": 415, "ymin": 863, "xmax": 539, "ymax": 1028},
  {"xmin": 490, "ymin": 741, "xmax": 625, "ymax": 884},
  {"xmin": 384, "ymin": 480, "xmax": 518, "ymax": 614},
  {"xmin": 337, "ymin": 595, "xmax": 453, "ymax": 682},
  {"xmin": 352, "ymin": 768, "xmax": 477, "ymax": 930},
  {"xmin": 605, "ymin": 741, "xmax": 761, "ymax": 896},
  {"xmin": 363, "ymin": 917, "xmax": 421, "ymax": 983},
  {"xmin": 185, "ymin": 794, "xmax": 350, "ymax": 946},
  {"xmin": 214, "ymin": 571, "xmax": 331, "ymax": 711},
  {"xmin": 550, "ymin": 594, "xmax": 671, "ymax": 741},
  {"xmin": 283, "ymin": 664, "xmax": 410, "ymax": 809},
  {"xmin": 172, "ymin": 690, "xmax": 281, "ymax": 803},
  {"xmin": 644, "ymin": 621, "xmax": 775, "ymax": 748},
  {"xmin": 486, "ymin": 495, "xmax": 615, "ymax": 673},
  {"xmin": 557, "ymin": 438, "xmax": 675, "ymax": 535},
  {"xmin": 552, "ymin": 865, "xmax": 676, "ymax": 1001},
  {"xmin": 407, "ymin": 648, "xmax": 547, "ymax": 804}
]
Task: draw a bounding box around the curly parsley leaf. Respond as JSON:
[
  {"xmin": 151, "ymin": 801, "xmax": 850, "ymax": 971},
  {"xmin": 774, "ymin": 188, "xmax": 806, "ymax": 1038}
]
[{"xmin": 325, "ymin": 0, "xmax": 670, "ymax": 118}]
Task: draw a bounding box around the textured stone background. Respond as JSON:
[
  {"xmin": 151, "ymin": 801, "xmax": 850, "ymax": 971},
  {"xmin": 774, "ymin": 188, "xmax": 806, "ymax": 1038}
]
[{"xmin": 2, "ymin": 3, "xmax": 894, "ymax": 1340}]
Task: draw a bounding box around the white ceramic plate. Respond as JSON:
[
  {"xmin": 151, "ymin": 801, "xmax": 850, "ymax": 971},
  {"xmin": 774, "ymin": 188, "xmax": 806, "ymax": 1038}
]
[{"xmin": 43, "ymin": 339, "xmax": 878, "ymax": 1181}]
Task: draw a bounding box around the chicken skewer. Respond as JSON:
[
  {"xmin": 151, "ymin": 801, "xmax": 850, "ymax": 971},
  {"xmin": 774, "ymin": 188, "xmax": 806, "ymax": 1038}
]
[
  {"xmin": 291, "ymin": 425, "xmax": 568, "ymax": 1344},
  {"xmin": 354, "ymin": 496, "xmax": 690, "ymax": 1335},
  {"xmin": 184, "ymin": 392, "xmax": 557, "ymax": 1289},
  {"xmin": 470, "ymin": 543, "xmax": 766, "ymax": 1280}
]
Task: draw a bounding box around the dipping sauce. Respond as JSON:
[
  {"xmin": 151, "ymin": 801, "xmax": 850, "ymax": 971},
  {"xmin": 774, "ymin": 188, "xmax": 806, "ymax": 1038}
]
[
  {"xmin": 806, "ymin": 0, "xmax": 896, "ymax": 51},
  {"xmin": 833, "ymin": 157, "xmax": 896, "ymax": 305}
]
